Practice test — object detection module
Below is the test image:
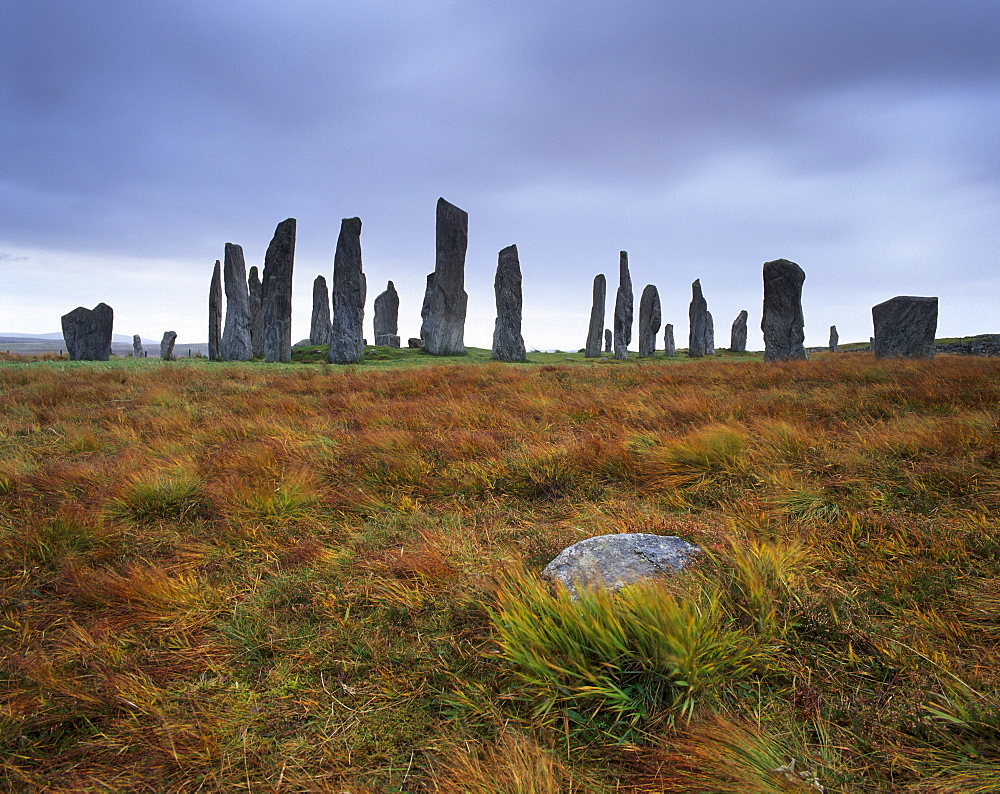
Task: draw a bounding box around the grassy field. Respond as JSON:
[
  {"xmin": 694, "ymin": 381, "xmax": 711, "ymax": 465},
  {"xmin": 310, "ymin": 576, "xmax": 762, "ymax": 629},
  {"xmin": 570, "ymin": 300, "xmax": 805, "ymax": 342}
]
[{"xmin": 1, "ymin": 350, "xmax": 998, "ymax": 791}]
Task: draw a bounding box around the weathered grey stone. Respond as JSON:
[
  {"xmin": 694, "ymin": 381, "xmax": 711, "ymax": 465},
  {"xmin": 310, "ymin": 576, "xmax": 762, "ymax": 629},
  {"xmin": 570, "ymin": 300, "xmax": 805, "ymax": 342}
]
[
  {"xmin": 208, "ymin": 260, "xmax": 222, "ymax": 360},
  {"xmin": 423, "ymin": 198, "xmax": 468, "ymax": 355},
  {"xmin": 375, "ymin": 334, "xmax": 401, "ymax": 348},
  {"xmin": 492, "ymin": 244, "xmax": 526, "ymax": 362},
  {"xmin": 614, "ymin": 252, "xmax": 633, "ymax": 360},
  {"xmin": 761, "ymin": 258, "xmax": 807, "ymax": 362},
  {"xmin": 585, "ymin": 274, "xmax": 606, "ymax": 358},
  {"xmin": 540, "ymin": 533, "xmax": 701, "ymax": 598},
  {"xmin": 221, "ymin": 243, "xmax": 253, "ymax": 361},
  {"xmin": 61, "ymin": 303, "xmax": 113, "ymax": 361},
  {"xmin": 160, "ymin": 331, "xmax": 177, "ymax": 360},
  {"xmin": 829, "ymin": 325, "xmax": 839, "ymax": 352},
  {"xmin": 872, "ymin": 296, "xmax": 938, "ymax": 359},
  {"xmin": 730, "ymin": 310, "xmax": 748, "ymax": 352},
  {"xmin": 132, "ymin": 335, "xmax": 143, "ymax": 357},
  {"xmin": 604, "ymin": 329, "xmax": 612, "ymax": 353},
  {"xmin": 373, "ymin": 281, "xmax": 400, "ymax": 340},
  {"xmin": 663, "ymin": 323, "xmax": 675, "ymax": 357},
  {"xmin": 688, "ymin": 279, "xmax": 709, "ymax": 357},
  {"xmin": 262, "ymin": 218, "xmax": 296, "ymax": 363},
  {"xmin": 638, "ymin": 284, "xmax": 661, "ymax": 357},
  {"xmin": 310, "ymin": 275, "xmax": 332, "ymax": 345},
  {"xmin": 706, "ymin": 312, "xmax": 715, "ymax": 355},
  {"xmin": 248, "ymin": 266, "xmax": 263, "ymax": 358},
  {"xmin": 418, "ymin": 272, "xmax": 434, "ymax": 343},
  {"xmin": 407, "ymin": 337, "xmax": 424, "ymax": 348},
  {"xmin": 327, "ymin": 217, "xmax": 366, "ymax": 364}
]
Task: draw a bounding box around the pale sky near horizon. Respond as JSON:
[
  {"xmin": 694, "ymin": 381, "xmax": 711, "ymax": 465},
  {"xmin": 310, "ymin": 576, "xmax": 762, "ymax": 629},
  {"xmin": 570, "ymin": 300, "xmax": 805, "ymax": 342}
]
[{"xmin": 2, "ymin": 0, "xmax": 997, "ymax": 350}]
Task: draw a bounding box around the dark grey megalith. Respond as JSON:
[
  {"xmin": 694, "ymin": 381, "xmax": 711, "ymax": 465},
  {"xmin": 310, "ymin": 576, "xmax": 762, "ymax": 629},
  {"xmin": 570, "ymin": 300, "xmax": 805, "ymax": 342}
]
[
  {"xmin": 221, "ymin": 243, "xmax": 253, "ymax": 361},
  {"xmin": 61, "ymin": 303, "xmax": 113, "ymax": 361},
  {"xmin": 638, "ymin": 284, "xmax": 661, "ymax": 357},
  {"xmin": 423, "ymin": 198, "xmax": 468, "ymax": 355},
  {"xmin": 541, "ymin": 534, "xmax": 701, "ymax": 598},
  {"xmin": 262, "ymin": 218, "xmax": 296, "ymax": 363},
  {"xmin": 491, "ymin": 245, "xmax": 526, "ymax": 362},
  {"xmin": 418, "ymin": 273, "xmax": 434, "ymax": 343},
  {"xmin": 688, "ymin": 279, "xmax": 709, "ymax": 357},
  {"xmin": 327, "ymin": 217, "xmax": 366, "ymax": 364},
  {"xmin": 160, "ymin": 331, "xmax": 177, "ymax": 360},
  {"xmin": 872, "ymin": 296, "xmax": 938, "ymax": 359},
  {"xmin": 585, "ymin": 274, "xmax": 606, "ymax": 358},
  {"xmin": 614, "ymin": 252, "xmax": 633, "ymax": 360},
  {"xmin": 604, "ymin": 329, "xmax": 612, "ymax": 353},
  {"xmin": 310, "ymin": 275, "xmax": 332, "ymax": 345},
  {"xmin": 208, "ymin": 259, "xmax": 223, "ymax": 360},
  {"xmin": 706, "ymin": 312, "xmax": 716, "ymax": 355},
  {"xmin": 829, "ymin": 325, "xmax": 839, "ymax": 353},
  {"xmin": 761, "ymin": 258, "xmax": 807, "ymax": 362},
  {"xmin": 248, "ymin": 266, "xmax": 263, "ymax": 358},
  {"xmin": 664, "ymin": 323, "xmax": 675, "ymax": 357},
  {"xmin": 408, "ymin": 337, "xmax": 424, "ymax": 348},
  {"xmin": 730, "ymin": 310, "xmax": 748, "ymax": 353},
  {"xmin": 373, "ymin": 281, "xmax": 400, "ymax": 342},
  {"xmin": 132, "ymin": 335, "xmax": 144, "ymax": 357}
]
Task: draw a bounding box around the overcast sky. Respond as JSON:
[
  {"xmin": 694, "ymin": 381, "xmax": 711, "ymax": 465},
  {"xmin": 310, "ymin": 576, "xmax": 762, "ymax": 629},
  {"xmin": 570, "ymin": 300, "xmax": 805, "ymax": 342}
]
[{"xmin": 2, "ymin": 0, "xmax": 997, "ymax": 350}]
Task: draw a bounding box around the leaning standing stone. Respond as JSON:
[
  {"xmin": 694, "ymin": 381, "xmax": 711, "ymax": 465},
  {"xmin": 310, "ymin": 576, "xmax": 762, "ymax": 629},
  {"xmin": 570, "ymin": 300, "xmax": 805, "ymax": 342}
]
[
  {"xmin": 132, "ymin": 335, "xmax": 144, "ymax": 357},
  {"xmin": 310, "ymin": 275, "xmax": 332, "ymax": 345},
  {"xmin": 423, "ymin": 198, "xmax": 469, "ymax": 355},
  {"xmin": 637, "ymin": 284, "xmax": 661, "ymax": 357},
  {"xmin": 248, "ymin": 266, "xmax": 263, "ymax": 358},
  {"xmin": 374, "ymin": 281, "xmax": 400, "ymax": 341},
  {"xmin": 208, "ymin": 259, "xmax": 222, "ymax": 360},
  {"xmin": 688, "ymin": 279, "xmax": 709, "ymax": 357},
  {"xmin": 872, "ymin": 296, "xmax": 938, "ymax": 359},
  {"xmin": 730, "ymin": 310, "xmax": 748, "ymax": 352},
  {"xmin": 160, "ymin": 331, "xmax": 177, "ymax": 360},
  {"xmin": 221, "ymin": 243, "xmax": 253, "ymax": 361},
  {"xmin": 61, "ymin": 303, "xmax": 114, "ymax": 361},
  {"xmin": 491, "ymin": 244, "xmax": 526, "ymax": 362},
  {"xmin": 262, "ymin": 218, "xmax": 296, "ymax": 363},
  {"xmin": 614, "ymin": 252, "xmax": 633, "ymax": 360},
  {"xmin": 663, "ymin": 323, "xmax": 675, "ymax": 356},
  {"xmin": 585, "ymin": 274, "xmax": 606, "ymax": 358},
  {"xmin": 829, "ymin": 325, "xmax": 839, "ymax": 352},
  {"xmin": 761, "ymin": 258, "xmax": 807, "ymax": 362},
  {"xmin": 327, "ymin": 217, "xmax": 366, "ymax": 364},
  {"xmin": 604, "ymin": 328, "xmax": 612, "ymax": 353}
]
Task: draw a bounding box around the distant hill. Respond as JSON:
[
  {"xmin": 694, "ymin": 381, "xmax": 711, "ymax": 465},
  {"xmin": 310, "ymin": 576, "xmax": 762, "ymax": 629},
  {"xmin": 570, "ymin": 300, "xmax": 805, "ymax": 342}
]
[{"xmin": 0, "ymin": 333, "xmax": 208, "ymax": 357}]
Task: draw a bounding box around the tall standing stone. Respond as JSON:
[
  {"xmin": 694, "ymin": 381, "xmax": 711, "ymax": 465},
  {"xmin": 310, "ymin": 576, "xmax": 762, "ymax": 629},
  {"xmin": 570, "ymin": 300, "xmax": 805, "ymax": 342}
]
[
  {"xmin": 373, "ymin": 280, "xmax": 400, "ymax": 342},
  {"xmin": 706, "ymin": 311, "xmax": 715, "ymax": 355},
  {"xmin": 638, "ymin": 285, "xmax": 661, "ymax": 357},
  {"xmin": 730, "ymin": 310, "xmax": 748, "ymax": 353},
  {"xmin": 208, "ymin": 260, "xmax": 222, "ymax": 360},
  {"xmin": 160, "ymin": 331, "xmax": 177, "ymax": 360},
  {"xmin": 132, "ymin": 335, "xmax": 144, "ymax": 357},
  {"xmin": 423, "ymin": 198, "xmax": 468, "ymax": 355},
  {"xmin": 61, "ymin": 303, "xmax": 113, "ymax": 361},
  {"xmin": 829, "ymin": 325, "xmax": 839, "ymax": 352},
  {"xmin": 491, "ymin": 245, "xmax": 526, "ymax": 362},
  {"xmin": 262, "ymin": 218, "xmax": 296, "ymax": 363},
  {"xmin": 221, "ymin": 243, "xmax": 253, "ymax": 361},
  {"xmin": 761, "ymin": 258, "xmax": 807, "ymax": 362},
  {"xmin": 327, "ymin": 217, "xmax": 366, "ymax": 364},
  {"xmin": 872, "ymin": 296, "xmax": 938, "ymax": 359},
  {"xmin": 664, "ymin": 324, "xmax": 675, "ymax": 357},
  {"xmin": 310, "ymin": 275, "xmax": 332, "ymax": 345},
  {"xmin": 604, "ymin": 329, "xmax": 612, "ymax": 353},
  {"xmin": 688, "ymin": 279, "xmax": 709, "ymax": 357},
  {"xmin": 614, "ymin": 252, "xmax": 633, "ymax": 360},
  {"xmin": 248, "ymin": 266, "xmax": 263, "ymax": 358},
  {"xmin": 585, "ymin": 274, "xmax": 606, "ymax": 358}
]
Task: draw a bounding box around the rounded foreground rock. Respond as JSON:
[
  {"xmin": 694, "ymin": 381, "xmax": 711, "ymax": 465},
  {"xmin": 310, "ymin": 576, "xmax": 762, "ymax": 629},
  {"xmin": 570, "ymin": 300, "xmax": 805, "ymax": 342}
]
[{"xmin": 541, "ymin": 533, "xmax": 700, "ymax": 597}]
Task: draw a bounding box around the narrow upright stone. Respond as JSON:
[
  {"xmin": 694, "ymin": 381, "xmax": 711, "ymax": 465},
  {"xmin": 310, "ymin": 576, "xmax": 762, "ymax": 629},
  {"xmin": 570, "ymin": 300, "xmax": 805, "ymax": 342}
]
[
  {"xmin": 604, "ymin": 329, "xmax": 612, "ymax": 353},
  {"xmin": 419, "ymin": 273, "xmax": 434, "ymax": 343},
  {"xmin": 373, "ymin": 281, "xmax": 400, "ymax": 341},
  {"xmin": 262, "ymin": 218, "xmax": 296, "ymax": 363},
  {"xmin": 491, "ymin": 245, "xmax": 526, "ymax": 362},
  {"xmin": 872, "ymin": 296, "xmax": 938, "ymax": 359},
  {"xmin": 688, "ymin": 279, "xmax": 709, "ymax": 357},
  {"xmin": 327, "ymin": 217, "xmax": 366, "ymax": 364},
  {"xmin": 208, "ymin": 259, "xmax": 222, "ymax": 360},
  {"xmin": 614, "ymin": 252, "xmax": 633, "ymax": 360},
  {"xmin": 221, "ymin": 243, "xmax": 253, "ymax": 361},
  {"xmin": 61, "ymin": 303, "xmax": 113, "ymax": 361},
  {"xmin": 664, "ymin": 323, "xmax": 676, "ymax": 356},
  {"xmin": 310, "ymin": 275, "xmax": 332, "ymax": 345},
  {"xmin": 706, "ymin": 311, "xmax": 716, "ymax": 355},
  {"xmin": 248, "ymin": 266, "xmax": 263, "ymax": 358},
  {"xmin": 160, "ymin": 331, "xmax": 177, "ymax": 360},
  {"xmin": 423, "ymin": 198, "xmax": 468, "ymax": 355},
  {"xmin": 829, "ymin": 325, "xmax": 839, "ymax": 352},
  {"xmin": 638, "ymin": 284, "xmax": 661, "ymax": 357},
  {"xmin": 132, "ymin": 335, "xmax": 144, "ymax": 357},
  {"xmin": 585, "ymin": 274, "xmax": 606, "ymax": 358},
  {"xmin": 761, "ymin": 258, "xmax": 807, "ymax": 362},
  {"xmin": 730, "ymin": 310, "xmax": 748, "ymax": 352}
]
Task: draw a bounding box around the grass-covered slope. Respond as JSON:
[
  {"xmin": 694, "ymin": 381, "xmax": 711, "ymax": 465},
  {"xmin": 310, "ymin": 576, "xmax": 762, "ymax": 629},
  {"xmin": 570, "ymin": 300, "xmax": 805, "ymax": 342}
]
[{"xmin": 1, "ymin": 354, "xmax": 998, "ymax": 791}]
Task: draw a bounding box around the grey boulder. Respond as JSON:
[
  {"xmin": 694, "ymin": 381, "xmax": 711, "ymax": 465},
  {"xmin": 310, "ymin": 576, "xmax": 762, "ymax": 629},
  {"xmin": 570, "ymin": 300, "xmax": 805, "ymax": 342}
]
[
  {"xmin": 61, "ymin": 303, "xmax": 114, "ymax": 361},
  {"xmin": 872, "ymin": 296, "xmax": 938, "ymax": 359}
]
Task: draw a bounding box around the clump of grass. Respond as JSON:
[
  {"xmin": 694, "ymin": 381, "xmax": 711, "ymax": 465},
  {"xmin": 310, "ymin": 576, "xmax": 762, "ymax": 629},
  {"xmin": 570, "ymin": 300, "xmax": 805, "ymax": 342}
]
[{"xmin": 106, "ymin": 470, "xmax": 211, "ymax": 526}]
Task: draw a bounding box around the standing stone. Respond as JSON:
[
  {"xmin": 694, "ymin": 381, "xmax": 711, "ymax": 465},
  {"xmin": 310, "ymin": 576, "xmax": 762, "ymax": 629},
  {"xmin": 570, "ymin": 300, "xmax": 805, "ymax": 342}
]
[
  {"xmin": 423, "ymin": 198, "xmax": 468, "ymax": 355},
  {"xmin": 327, "ymin": 217, "xmax": 366, "ymax": 364},
  {"xmin": 664, "ymin": 324, "xmax": 675, "ymax": 357},
  {"xmin": 706, "ymin": 312, "xmax": 716, "ymax": 355},
  {"xmin": 310, "ymin": 275, "xmax": 332, "ymax": 345},
  {"xmin": 248, "ymin": 266, "xmax": 263, "ymax": 358},
  {"xmin": 160, "ymin": 331, "xmax": 177, "ymax": 360},
  {"xmin": 132, "ymin": 335, "xmax": 144, "ymax": 357},
  {"xmin": 376, "ymin": 335, "xmax": 401, "ymax": 348},
  {"xmin": 373, "ymin": 281, "xmax": 400, "ymax": 341},
  {"xmin": 61, "ymin": 303, "xmax": 113, "ymax": 361},
  {"xmin": 261, "ymin": 218, "xmax": 296, "ymax": 363},
  {"xmin": 730, "ymin": 310, "xmax": 748, "ymax": 353},
  {"xmin": 208, "ymin": 260, "xmax": 223, "ymax": 360},
  {"xmin": 613, "ymin": 252, "xmax": 633, "ymax": 360},
  {"xmin": 829, "ymin": 325, "xmax": 839, "ymax": 352},
  {"xmin": 585, "ymin": 274, "xmax": 606, "ymax": 358},
  {"xmin": 688, "ymin": 279, "xmax": 709, "ymax": 357},
  {"xmin": 604, "ymin": 329, "xmax": 612, "ymax": 353},
  {"xmin": 872, "ymin": 296, "xmax": 938, "ymax": 359},
  {"xmin": 418, "ymin": 273, "xmax": 435, "ymax": 343},
  {"xmin": 761, "ymin": 258, "xmax": 807, "ymax": 362},
  {"xmin": 638, "ymin": 285, "xmax": 661, "ymax": 357},
  {"xmin": 221, "ymin": 243, "xmax": 253, "ymax": 361},
  {"xmin": 491, "ymin": 244, "xmax": 526, "ymax": 362}
]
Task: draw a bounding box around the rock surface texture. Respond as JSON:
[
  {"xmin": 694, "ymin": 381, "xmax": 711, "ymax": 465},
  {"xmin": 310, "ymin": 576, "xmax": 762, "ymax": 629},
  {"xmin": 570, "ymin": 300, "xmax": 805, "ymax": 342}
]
[
  {"xmin": 423, "ymin": 198, "xmax": 468, "ymax": 355},
  {"xmin": 541, "ymin": 534, "xmax": 701, "ymax": 598},
  {"xmin": 585, "ymin": 274, "xmax": 606, "ymax": 357},
  {"xmin": 730, "ymin": 310, "xmax": 748, "ymax": 352},
  {"xmin": 613, "ymin": 252, "xmax": 633, "ymax": 360},
  {"xmin": 262, "ymin": 218, "xmax": 296, "ymax": 363},
  {"xmin": 208, "ymin": 260, "xmax": 222, "ymax": 360},
  {"xmin": 408, "ymin": 337, "xmax": 424, "ymax": 348},
  {"xmin": 61, "ymin": 303, "xmax": 113, "ymax": 361},
  {"xmin": 664, "ymin": 323, "xmax": 675, "ymax": 356},
  {"xmin": 248, "ymin": 266, "xmax": 263, "ymax": 358},
  {"xmin": 829, "ymin": 325, "xmax": 839, "ymax": 352},
  {"xmin": 132, "ymin": 335, "xmax": 144, "ymax": 357},
  {"xmin": 706, "ymin": 312, "xmax": 716, "ymax": 355},
  {"xmin": 491, "ymin": 245, "xmax": 526, "ymax": 362},
  {"xmin": 872, "ymin": 296, "xmax": 938, "ymax": 359},
  {"xmin": 375, "ymin": 334, "xmax": 401, "ymax": 348},
  {"xmin": 160, "ymin": 331, "xmax": 177, "ymax": 360},
  {"xmin": 604, "ymin": 329, "xmax": 612, "ymax": 353},
  {"xmin": 688, "ymin": 279, "xmax": 709, "ymax": 357},
  {"xmin": 327, "ymin": 217, "xmax": 366, "ymax": 364},
  {"xmin": 310, "ymin": 275, "xmax": 332, "ymax": 345},
  {"xmin": 373, "ymin": 281, "xmax": 400, "ymax": 340},
  {"xmin": 638, "ymin": 284, "xmax": 661, "ymax": 357},
  {"xmin": 761, "ymin": 258, "xmax": 807, "ymax": 362},
  {"xmin": 221, "ymin": 243, "xmax": 253, "ymax": 361}
]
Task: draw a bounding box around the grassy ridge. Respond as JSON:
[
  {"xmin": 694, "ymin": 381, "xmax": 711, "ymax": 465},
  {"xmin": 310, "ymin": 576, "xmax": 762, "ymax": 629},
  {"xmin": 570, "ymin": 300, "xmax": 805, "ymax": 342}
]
[{"xmin": 1, "ymin": 353, "xmax": 998, "ymax": 791}]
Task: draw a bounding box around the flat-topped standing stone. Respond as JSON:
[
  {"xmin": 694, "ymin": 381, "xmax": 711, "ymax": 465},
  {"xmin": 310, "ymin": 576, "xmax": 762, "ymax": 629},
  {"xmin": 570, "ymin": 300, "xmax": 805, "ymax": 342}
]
[
  {"xmin": 638, "ymin": 284, "xmax": 661, "ymax": 357},
  {"xmin": 262, "ymin": 218, "xmax": 296, "ymax": 363},
  {"xmin": 491, "ymin": 245, "xmax": 526, "ymax": 362},
  {"xmin": 688, "ymin": 279, "xmax": 709, "ymax": 357},
  {"xmin": 310, "ymin": 275, "xmax": 332, "ymax": 345},
  {"xmin": 872, "ymin": 296, "xmax": 938, "ymax": 359},
  {"xmin": 585, "ymin": 274, "xmax": 606, "ymax": 358},
  {"xmin": 248, "ymin": 266, "xmax": 263, "ymax": 358},
  {"xmin": 663, "ymin": 323, "xmax": 675, "ymax": 356},
  {"xmin": 132, "ymin": 335, "xmax": 144, "ymax": 357},
  {"xmin": 730, "ymin": 310, "xmax": 748, "ymax": 352},
  {"xmin": 373, "ymin": 281, "xmax": 400, "ymax": 342},
  {"xmin": 604, "ymin": 328, "xmax": 612, "ymax": 353},
  {"xmin": 327, "ymin": 217, "xmax": 366, "ymax": 364},
  {"xmin": 208, "ymin": 260, "xmax": 222, "ymax": 360},
  {"xmin": 614, "ymin": 252, "xmax": 633, "ymax": 360},
  {"xmin": 829, "ymin": 325, "xmax": 839, "ymax": 352},
  {"xmin": 761, "ymin": 258, "xmax": 807, "ymax": 362},
  {"xmin": 61, "ymin": 303, "xmax": 113, "ymax": 361},
  {"xmin": 221, "ymin": 243, "xmax": 253, "ymax": 361},
  {"xmin": 423, "ymin": 198, "xmax": 468, "ymax": 355},
  {"xmin": 376, "ymin": 334, "xmax": 401, "ymax": 348},
  {"xmin": 160, "ymin": 331, "xmax": 177, "ymax": 360}
]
